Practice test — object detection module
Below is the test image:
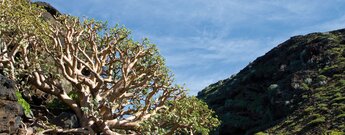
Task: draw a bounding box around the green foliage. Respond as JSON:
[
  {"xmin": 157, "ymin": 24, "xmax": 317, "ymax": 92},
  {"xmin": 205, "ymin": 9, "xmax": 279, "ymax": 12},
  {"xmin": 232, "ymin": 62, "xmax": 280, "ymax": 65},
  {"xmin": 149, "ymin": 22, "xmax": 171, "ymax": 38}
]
[
  {"xmin": 300, "ymin": 83, "xmax": 310, "ymax": 90},
  {"xmin": 336, "ymin": 80, "xmax": 345, "ymax": 87},
  {"xmin": 304, "ymin": 106, "xmax": 315, "ymax": 112},
  {"xmin": 0, "ymin": 0, "xmax": 50, "ymax": 78},
  {"xmin": 321, "ymin": 65, "xmax": 339, "ymax": 75},
  {"xmin": 317, "ymin": 75, "xmax": 327, "ymax": 81},
  {"xmin": 1, "ymin": 0, "xmax": 220, "ymax": 134},
  {"xmin": 15, "ymin": 91, "xmax": 32, "ymax": 117},
  {"xmin": 332, "ymin": 97, "xmax": 345, "ymax": 103},
  {"xmin": 318, "ymin": 103, "xmax": 328, "ymax": 112},
  {"xmin": 328, "ymin": 130, "xmax": 345, "ymax": 135},
  {"xmin": 0, "ymin": 0, "xmax": 48, "ymax": 35},
  {"xmin": 336, "ymin": 114, "xmax": 345, "ymax": 119},
  {"xmin": 307, "ymin": 114, "xmax": 326, "ymax": 126},
  {"xmin": 255, "ymin": 132, "xmax": 269, "ymax": 135},
  {"xmin": 140, "ymin": 97, "xmax": 220, "ymax": 135}
]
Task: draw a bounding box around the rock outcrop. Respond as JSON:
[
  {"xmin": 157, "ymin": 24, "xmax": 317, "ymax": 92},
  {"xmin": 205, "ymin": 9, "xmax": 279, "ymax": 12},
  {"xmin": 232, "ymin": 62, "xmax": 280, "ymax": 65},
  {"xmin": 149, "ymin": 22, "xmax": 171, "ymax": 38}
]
[
  {"xmin": 0, "ymin": 74, "xmax": 23, "ymax": 134},
  {"xmin": 198, "ymin": 29, "xmax": 345, "ymax": 134},
  {"xmin": 32, "ymin": 1, "xmax": 61, "ymax": 17},
  {"xmin": 50, "ymin": 112, "xmax": 79, "ymax": 129}
]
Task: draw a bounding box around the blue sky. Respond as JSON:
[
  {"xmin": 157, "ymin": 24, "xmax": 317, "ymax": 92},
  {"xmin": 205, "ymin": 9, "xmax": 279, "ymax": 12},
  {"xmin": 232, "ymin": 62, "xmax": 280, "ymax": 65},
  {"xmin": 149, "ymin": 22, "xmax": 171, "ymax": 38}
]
[{"xmin": 36, "ymin": 0, "xmax": 345, "ymax": 95}]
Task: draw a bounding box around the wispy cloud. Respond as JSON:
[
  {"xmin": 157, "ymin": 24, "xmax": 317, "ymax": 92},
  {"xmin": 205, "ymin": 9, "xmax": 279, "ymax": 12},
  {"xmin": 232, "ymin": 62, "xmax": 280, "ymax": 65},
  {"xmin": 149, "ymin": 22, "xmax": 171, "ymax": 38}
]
[{"xmin": 37, "ymin": 0, "xmax": 345, "ymax": 95}]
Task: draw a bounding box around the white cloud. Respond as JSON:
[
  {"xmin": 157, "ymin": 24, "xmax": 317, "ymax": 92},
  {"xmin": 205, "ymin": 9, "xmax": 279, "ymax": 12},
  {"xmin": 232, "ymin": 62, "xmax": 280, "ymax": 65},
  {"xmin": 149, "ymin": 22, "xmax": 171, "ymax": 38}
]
[
  {"xmin": 148, "ymin": 34, "xmax": 281, "ymax": 95},
  {"xmin": 37, "ymin": 0, "xmax": 345, "ymax": 95}
]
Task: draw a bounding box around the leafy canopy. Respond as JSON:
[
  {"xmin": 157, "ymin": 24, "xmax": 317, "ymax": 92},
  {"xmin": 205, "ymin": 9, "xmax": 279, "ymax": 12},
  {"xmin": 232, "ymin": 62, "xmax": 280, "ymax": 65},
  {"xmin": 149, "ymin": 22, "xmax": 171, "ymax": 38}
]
[{"xmin": 0, "ymin": 0, "xmax": 220, "ymax": 134}]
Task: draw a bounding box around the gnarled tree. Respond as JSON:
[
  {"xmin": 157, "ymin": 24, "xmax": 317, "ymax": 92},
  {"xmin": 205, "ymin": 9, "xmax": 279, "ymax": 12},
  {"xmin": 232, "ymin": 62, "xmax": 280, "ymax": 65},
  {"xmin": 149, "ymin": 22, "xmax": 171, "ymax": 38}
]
[{"xmin": 0, "ymin": 0, "xmax": 220, "ymax": 134}]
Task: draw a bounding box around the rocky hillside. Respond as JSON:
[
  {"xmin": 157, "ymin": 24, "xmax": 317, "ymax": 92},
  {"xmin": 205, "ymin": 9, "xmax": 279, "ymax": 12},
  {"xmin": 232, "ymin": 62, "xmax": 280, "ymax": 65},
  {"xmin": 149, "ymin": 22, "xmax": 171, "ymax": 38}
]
[{"xmin": 198, "ymin": 29, "xmax": 345, "ymax": 134}]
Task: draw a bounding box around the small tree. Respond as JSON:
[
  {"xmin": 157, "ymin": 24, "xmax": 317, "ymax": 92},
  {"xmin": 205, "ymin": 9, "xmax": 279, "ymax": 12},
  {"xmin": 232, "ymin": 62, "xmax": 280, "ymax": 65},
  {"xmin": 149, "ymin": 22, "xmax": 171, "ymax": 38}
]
[{"xmin": 0, "ymin": 0, "xmax": 220, "ymax": 134}]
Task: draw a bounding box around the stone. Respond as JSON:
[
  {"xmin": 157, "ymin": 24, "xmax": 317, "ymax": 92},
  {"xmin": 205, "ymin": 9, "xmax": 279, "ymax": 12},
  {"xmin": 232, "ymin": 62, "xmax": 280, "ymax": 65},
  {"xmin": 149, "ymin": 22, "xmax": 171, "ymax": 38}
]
[
  {"xmin": 31, "ymin": 1, "xmax": 61, "ymax": 17},
  {"xmin": 50, "ymin": 112, "xmax": 79, "ymax": 128},
  {"xmin": 0, "ymin": 75, "xmax": 17, "ymax": 101},
  {"xmin": 0, "ymin": 74, "xmax": 23, "ymax": 134}
]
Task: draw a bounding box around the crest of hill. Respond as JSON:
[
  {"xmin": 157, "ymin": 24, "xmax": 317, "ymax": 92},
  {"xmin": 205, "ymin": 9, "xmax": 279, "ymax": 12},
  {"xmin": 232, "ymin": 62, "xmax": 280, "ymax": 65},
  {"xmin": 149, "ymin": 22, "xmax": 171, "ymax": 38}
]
[
  {"xmin": 32, "ymin": 1, "xmax": 61, "ymax": 17},
  {"xmin": 198, "ymin": 29, "xmax": 345, "ymax": 135}
]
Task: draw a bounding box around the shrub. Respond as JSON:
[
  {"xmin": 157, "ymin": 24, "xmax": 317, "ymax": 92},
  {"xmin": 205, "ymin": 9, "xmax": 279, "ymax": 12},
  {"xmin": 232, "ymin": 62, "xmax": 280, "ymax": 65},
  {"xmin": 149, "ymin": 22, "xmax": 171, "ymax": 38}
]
[{"xmin": 0, "ymin": 0, "xmax": 220, "ymax": 134}]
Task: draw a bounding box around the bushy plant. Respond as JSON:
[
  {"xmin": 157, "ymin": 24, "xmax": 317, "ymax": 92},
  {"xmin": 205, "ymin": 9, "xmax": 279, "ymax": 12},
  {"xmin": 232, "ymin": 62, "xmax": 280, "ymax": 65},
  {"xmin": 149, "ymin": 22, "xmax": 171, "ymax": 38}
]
[
  {"xmin": 0, "ymin": 0, "xmax": 220, "ymax": 134},
  {"xmin": 15, "ymin": 91, "xmax": 32, "ymax": 117}
]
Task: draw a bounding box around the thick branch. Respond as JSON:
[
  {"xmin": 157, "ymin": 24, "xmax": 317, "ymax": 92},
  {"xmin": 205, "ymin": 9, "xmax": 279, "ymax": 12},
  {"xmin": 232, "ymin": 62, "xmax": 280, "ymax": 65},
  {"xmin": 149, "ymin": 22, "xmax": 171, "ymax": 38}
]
[{"xmin": 38, "ymin": 128, "xmax": 89, "ymax": 134}]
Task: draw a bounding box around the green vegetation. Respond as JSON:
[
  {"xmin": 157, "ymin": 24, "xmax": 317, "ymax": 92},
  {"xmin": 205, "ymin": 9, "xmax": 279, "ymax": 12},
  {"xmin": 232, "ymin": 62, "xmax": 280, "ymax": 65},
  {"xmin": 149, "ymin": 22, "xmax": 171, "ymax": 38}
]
[
  {"xmin": 140, "ymin": 97, "xmax": 220, "ymax": 135},
  {"xmin": 15, "ymin": 91, "xmax": 31, "ymax": 117},
  {"xmin": 0, "ymin": 0, "xmax": 219, "ymax": 134},
  {"xmin": 198, "ymin": 30, "xmax": 345, "ymax": 134},
  {"xmin": 255, "ymin": 132, "xmax": 268, "ymax": 135},
  {"xmin": 307, "ymin": 114, "xmax": 326, "ymax": 126},
  {"xmin": 328, "ymin": 131, "xmax": 345, "ymax": 135}
]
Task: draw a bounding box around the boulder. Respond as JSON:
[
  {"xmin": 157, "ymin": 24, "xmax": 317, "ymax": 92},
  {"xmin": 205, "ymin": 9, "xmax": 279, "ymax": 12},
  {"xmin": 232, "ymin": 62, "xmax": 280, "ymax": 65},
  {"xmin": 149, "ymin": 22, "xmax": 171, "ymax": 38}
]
[
  {"xmin": 50, "ymin": 112, "xmax": 79, "ymax": 128},
  {"xmin": 0, "ymin": 75, "xmax": 23, "ymax": 134}
]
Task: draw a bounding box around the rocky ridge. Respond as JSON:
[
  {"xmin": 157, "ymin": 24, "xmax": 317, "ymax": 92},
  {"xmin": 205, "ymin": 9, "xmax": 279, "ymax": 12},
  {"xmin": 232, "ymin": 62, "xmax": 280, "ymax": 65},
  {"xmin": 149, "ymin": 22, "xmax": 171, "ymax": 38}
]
[{"xmin": 198, "ymin": 29, "xmax": 345, "ymax": 134}]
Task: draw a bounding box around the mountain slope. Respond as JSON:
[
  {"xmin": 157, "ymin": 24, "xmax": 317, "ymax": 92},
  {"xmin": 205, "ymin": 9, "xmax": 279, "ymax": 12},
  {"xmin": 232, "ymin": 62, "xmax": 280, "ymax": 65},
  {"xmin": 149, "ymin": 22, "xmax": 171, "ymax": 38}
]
[{"xmin": 198, "ymin": 29, "xmax": 345, "ymax": 135}]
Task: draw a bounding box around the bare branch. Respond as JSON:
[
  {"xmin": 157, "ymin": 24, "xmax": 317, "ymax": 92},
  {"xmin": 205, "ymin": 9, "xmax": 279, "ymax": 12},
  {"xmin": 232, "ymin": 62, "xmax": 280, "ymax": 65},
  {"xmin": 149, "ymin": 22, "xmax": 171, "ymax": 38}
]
[{"xmin": 38, "ymin": 128, "xmax": 89, "ymax": 135}]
